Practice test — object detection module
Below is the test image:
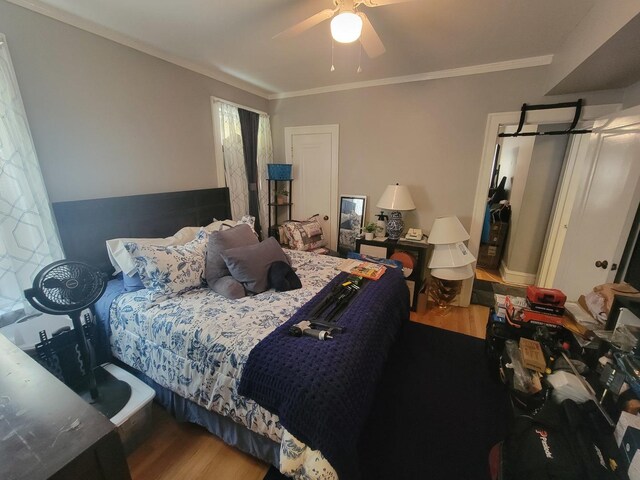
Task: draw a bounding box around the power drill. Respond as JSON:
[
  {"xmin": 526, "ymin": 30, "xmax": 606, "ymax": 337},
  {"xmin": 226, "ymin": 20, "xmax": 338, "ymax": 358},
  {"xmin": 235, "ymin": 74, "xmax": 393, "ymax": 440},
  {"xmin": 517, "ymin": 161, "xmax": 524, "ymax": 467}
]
[{"xmin": 289, "ymin": 320, "xmax": 333, "ymax": 340}]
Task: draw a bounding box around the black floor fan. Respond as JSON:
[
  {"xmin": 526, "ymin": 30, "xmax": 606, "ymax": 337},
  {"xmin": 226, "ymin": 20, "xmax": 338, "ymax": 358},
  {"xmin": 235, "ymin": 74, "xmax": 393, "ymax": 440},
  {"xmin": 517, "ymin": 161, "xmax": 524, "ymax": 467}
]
[{"xmin": 24, "ymin": 260, "xmax": 131, "ymax": 418}]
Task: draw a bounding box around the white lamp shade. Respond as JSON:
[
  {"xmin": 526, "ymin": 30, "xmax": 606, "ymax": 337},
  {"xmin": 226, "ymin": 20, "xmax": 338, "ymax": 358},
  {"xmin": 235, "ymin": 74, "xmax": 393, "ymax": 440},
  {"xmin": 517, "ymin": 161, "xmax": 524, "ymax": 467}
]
[
  {"xmin": 428, "ymin": 216, "xmax": 470, "ymax": 244},
  {"xmin": 429, "ymin": 242, "xmax": 476, "ymax": 269},
  {"xmin": 376, "ymin": 185, "xmax": 416, "ymax": 211},
  {"xmin": 431, "ymin": 264, "xmax": 474, "ymax": 281},
  {"xmin": 330, "ymin": 12, "xmax": 363, "ymax": 43}
]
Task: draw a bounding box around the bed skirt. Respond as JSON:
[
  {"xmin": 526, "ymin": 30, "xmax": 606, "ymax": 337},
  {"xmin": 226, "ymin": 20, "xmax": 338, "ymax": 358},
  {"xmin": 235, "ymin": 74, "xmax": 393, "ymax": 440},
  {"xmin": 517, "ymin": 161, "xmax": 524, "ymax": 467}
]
[{"xmin": 118, "ymin": 362, "xmax": 281, "ymax": 469}]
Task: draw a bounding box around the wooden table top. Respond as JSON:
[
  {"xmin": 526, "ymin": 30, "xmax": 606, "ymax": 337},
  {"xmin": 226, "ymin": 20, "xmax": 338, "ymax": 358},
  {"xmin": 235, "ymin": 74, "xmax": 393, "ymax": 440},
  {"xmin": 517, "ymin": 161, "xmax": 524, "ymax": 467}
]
[{"xmin": 0, "ymin": 333, "xmax": 116, "ymax": 480}]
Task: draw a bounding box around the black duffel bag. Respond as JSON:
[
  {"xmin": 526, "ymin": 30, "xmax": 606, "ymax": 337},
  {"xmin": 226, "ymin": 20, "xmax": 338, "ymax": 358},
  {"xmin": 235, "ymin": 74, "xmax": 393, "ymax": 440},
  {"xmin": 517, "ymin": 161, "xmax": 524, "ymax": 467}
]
[{"xmin": 502, "ymin": 399, "xmax": 620, "ymax": 480}]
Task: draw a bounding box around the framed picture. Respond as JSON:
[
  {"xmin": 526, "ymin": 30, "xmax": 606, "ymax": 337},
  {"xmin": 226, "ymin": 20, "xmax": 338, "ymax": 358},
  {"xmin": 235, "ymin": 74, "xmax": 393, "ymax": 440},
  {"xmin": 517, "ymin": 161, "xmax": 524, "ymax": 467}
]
[{"xmin": 337, "ymin": 195, "xmax": 367, "ymax": 256}]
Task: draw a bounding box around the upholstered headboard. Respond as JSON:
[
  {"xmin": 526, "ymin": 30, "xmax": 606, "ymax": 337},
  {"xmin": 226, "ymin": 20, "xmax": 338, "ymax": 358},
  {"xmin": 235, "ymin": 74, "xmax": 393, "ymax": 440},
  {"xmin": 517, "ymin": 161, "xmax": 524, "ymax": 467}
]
[{"xmin": 52, "ymin": 188, "xmax": 231, "ymax": 273}]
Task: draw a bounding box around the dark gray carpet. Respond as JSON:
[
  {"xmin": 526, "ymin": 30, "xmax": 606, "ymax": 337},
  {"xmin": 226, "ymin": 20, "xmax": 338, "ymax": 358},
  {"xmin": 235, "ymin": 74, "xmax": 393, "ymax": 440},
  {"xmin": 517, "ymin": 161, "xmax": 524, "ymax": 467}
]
[{"xmin": 263, "ymin": 322, "xmax": 509, "ymax": 480}]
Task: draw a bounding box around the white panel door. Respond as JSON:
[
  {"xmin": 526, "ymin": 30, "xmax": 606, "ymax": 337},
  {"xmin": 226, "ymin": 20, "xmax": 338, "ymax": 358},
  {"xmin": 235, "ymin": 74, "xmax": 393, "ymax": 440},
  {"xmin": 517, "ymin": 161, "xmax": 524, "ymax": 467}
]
[
  {"xmin": 285, "ymin": 126, "xmax": 339, "ymax": 249},
  {"xmin": 554, "ymin": 107, "xmax": 640, "ymax": 300}
]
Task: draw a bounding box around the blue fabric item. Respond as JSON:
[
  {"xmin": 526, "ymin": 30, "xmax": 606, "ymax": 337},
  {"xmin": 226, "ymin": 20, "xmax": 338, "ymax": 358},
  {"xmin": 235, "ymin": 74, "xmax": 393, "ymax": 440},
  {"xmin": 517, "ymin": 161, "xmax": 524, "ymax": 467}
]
[
  {"xmin": 238, "ymin": 268, "xmax": 410, "ymax": 479},
  {"xmin": 93, "ymin": 278, "xmax": 126, "ymax": 364},
  {"xmin": 126, "ymin": 365, "xmax": 281, "ymax": 469},
  {"xmin": 123, "ymin": 272, "xmax": 144, "ymax": 292},
  {"xmin": 481, "ymin": 202, "xmax": 491, "ymax": 244}
]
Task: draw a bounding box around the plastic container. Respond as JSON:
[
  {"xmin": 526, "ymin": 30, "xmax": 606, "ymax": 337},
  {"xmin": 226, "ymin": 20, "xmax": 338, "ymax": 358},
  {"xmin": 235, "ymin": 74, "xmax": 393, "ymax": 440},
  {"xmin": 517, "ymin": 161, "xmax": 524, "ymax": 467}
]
[
  {"xmin": 0, "ymin": 312, "xmax": 79, "ymax": 357},
  {"xmin": 103, "ymin": 363, "xmax": 155, "ymax": 454},
  {"xmin": 267, "ymin": 163, "xmax": 292, "ymax": 180}
]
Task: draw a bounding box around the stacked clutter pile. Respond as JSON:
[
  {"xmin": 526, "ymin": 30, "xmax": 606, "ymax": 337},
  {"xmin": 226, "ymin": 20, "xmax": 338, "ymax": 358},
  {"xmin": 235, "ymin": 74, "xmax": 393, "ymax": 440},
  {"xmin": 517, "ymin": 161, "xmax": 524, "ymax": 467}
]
[
  {"xmin": 504, "ymin": 286, "xmax": 567, "ymax": 332},
  {"xmin": 485, "ymin": 287, "xmax": 628, "ymax": 480}
]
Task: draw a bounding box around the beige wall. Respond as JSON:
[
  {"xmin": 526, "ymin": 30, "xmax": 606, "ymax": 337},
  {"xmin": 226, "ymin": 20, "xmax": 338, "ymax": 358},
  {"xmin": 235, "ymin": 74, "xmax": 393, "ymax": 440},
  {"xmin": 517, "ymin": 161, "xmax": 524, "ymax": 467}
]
[
  {"xmin": 0, "ymin": 1, "xmax": 267, "ymax": 202},
  {"xmin": 269, "ymin": 68, "xmax": 623, "ymax": 234}
]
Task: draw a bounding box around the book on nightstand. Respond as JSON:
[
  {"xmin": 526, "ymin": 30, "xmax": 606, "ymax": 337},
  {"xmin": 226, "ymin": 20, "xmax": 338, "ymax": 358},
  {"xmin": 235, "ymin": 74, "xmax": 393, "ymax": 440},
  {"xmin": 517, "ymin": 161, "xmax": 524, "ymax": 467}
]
[{"xmin": 336, "ymin": 259, "xmax": 386, "ymax": 280}]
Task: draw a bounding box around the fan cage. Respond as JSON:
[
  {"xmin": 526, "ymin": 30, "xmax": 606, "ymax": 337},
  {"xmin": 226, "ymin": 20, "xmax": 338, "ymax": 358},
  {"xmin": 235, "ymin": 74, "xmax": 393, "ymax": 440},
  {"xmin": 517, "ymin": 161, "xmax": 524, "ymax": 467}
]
[{"xmin": 35, "ymin": 261, "xmax": 105, "ymax": 312}]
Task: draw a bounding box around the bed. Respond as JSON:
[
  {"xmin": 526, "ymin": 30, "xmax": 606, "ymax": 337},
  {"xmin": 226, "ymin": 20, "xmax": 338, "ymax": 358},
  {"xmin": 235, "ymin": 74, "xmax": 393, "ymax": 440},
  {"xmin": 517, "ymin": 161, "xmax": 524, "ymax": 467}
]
[{"xmin": 52, "ymin": 188, "xmax": 409, "ymax": 480}]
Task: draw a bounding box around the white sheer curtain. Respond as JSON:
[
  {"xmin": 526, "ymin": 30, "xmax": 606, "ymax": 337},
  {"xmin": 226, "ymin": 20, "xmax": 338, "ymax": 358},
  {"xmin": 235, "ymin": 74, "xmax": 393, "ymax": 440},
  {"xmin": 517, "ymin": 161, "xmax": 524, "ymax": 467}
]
[
  {"xmin": 257, "ymin": 114, "xmax": 273, "ymax": 238},
  {"xmin": 0, "ymin": 35, "xmax": 63, "ymax": 316},
  {"xmin": 218, "ymin": 102, "xmax": 249, "ymax": 221}
]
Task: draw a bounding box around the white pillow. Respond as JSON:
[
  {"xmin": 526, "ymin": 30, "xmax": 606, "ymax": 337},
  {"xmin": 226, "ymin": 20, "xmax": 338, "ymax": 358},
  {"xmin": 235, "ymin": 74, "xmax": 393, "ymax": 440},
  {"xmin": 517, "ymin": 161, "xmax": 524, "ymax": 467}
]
[
  {"xmin": 124, "ymin": 229, "xmax": 208, "ymax": 302},
  {"xmin": 106, "ymin": 220, "xmax": 236, "ymax": 275}
]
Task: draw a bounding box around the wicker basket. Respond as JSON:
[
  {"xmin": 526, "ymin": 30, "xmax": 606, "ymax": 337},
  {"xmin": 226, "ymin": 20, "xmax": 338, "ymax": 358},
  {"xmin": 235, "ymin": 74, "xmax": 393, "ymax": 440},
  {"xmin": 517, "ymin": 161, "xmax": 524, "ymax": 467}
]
[{"xmin": 267, "ymin": 164, "xmax": 292, "ymax": 180}]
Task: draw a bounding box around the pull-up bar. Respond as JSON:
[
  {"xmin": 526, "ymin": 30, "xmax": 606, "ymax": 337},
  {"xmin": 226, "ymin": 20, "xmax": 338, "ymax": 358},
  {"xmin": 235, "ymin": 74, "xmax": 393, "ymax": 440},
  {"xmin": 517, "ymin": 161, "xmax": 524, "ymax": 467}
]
[{"xmin": 498, "ymin": 99, "xmax": 592, "ymax": 138}]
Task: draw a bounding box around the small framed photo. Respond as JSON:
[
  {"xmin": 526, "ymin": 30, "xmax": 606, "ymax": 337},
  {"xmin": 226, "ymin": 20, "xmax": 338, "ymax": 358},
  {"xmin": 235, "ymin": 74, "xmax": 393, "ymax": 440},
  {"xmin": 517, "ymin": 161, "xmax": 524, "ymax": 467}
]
[{"xmin": 337, "ymin": 195, "xmax": 367, "ymax": 256}]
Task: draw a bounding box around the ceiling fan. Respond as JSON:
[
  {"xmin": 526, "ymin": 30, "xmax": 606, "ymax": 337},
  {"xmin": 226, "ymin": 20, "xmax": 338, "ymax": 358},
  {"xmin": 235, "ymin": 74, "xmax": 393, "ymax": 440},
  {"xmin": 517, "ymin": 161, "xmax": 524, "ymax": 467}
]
[{"xmin": 274, "ymin": 0, "xmax": 413, "ymax": 59}]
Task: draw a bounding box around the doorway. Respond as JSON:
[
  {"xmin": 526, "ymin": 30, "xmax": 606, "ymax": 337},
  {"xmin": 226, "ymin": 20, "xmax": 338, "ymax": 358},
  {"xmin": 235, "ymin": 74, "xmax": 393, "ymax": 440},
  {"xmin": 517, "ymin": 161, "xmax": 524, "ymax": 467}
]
[
  {"xmin": 463, "ymin": 103, "xmax": 621, "ymax": 306},
  {"xmin": 284, "ymin": 125, "xmax": 339, "ymax": 250},
  {"xmin": 477, "ymin": 123, "xmax": 570, "ymax": 286}
]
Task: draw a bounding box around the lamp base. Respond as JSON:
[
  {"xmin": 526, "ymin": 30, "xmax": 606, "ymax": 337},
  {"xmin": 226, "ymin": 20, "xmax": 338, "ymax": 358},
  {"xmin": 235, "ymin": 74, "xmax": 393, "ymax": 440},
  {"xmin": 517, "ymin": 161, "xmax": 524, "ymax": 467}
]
[
  {"xmin": 387, "ymin": 211, "xmax": 404, "ymax": 240},
  {"xmin": 428, "ymin": 277, "xmax": 463, "ymax": 316}
]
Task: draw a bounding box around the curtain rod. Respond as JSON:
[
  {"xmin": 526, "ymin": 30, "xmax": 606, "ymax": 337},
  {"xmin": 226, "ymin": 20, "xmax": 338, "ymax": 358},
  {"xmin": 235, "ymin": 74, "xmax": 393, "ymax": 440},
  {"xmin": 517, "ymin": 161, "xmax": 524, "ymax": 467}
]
[{"xmin": 211, "ymin": 97, "xmax": 268, "ymax": 117}]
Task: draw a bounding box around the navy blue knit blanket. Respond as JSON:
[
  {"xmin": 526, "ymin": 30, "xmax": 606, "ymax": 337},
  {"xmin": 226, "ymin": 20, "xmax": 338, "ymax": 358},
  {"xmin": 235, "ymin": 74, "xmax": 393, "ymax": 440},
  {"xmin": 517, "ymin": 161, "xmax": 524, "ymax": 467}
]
[{"xmin": 238, "ymin": 267, "xmax": 410, "ymax": 479}]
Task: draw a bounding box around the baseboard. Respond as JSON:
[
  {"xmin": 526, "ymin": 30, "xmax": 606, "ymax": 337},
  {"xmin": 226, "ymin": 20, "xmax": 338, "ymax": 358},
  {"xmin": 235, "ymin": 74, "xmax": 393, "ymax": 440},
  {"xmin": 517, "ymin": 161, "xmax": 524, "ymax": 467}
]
[{"xmin": 499, "ymin": 262, "xmax": 536, "ymax": 285}]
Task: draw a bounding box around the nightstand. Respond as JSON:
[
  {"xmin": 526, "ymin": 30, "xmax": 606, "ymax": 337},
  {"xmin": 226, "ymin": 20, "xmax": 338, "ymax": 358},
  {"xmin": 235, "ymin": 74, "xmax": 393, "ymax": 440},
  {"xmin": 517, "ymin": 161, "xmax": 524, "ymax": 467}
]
[{"xmin": 356, "ymin": 237, "xmax": 429, "ymax": 311}]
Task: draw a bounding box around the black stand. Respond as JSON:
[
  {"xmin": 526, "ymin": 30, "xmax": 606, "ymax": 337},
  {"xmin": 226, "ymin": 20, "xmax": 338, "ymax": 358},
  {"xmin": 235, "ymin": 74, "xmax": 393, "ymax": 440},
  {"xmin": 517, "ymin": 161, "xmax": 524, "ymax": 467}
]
[
  {"xmin": 69, "ymin": 311, "xmax": 131, "ymax": 418},
  {"xmin": 80, "ymin": 366, "xmax": 132, "ymax": 418}
]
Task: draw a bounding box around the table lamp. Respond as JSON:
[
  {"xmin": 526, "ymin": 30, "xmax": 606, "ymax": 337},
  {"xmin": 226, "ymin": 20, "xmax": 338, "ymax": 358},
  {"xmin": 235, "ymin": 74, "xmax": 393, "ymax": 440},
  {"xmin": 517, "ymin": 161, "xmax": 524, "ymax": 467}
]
[
  {"xmin": 428, "ymin": 216, "xmax": 476, "ymax": 313},
  {"xmin": 376, "ymin": 184, "xmax": 416, "ymax": 240}
]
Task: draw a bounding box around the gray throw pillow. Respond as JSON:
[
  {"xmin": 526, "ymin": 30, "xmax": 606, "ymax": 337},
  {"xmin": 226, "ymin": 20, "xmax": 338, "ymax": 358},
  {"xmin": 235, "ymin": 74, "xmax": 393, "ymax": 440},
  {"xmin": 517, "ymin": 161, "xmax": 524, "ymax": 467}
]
[
  {"xmin": 211, "ymin": 275, "xmax": 246, "ymax": 300},
  {"xmin": 221, "ymin": 237, "xmax": 290, "ymax": 294},
  {"xmin": 205, "ymin": 224, "xmax": 258, "ymax": 288}
]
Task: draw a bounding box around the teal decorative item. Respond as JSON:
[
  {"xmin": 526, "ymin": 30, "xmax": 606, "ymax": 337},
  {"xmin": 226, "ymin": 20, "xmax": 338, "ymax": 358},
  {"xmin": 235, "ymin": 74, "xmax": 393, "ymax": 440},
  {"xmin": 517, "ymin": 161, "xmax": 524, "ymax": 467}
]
[{"xmin": 267, "ymin": 164, "xmax": 292, "ymax": 180}]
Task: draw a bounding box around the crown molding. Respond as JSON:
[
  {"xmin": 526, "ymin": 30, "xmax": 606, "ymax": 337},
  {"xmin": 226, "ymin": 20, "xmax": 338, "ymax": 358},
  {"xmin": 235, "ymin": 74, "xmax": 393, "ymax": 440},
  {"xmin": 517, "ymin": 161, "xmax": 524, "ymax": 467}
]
[
  {"xmin": 8, "ymin": 0, "xmax": 554, "ymax": 103},
  {"xmin": 6, "ymin": 0, "xmax": 272, "ymax": 99},
  {"xmin": 268, "ymin": 55, "xmax": 554, "ymax": 100}
]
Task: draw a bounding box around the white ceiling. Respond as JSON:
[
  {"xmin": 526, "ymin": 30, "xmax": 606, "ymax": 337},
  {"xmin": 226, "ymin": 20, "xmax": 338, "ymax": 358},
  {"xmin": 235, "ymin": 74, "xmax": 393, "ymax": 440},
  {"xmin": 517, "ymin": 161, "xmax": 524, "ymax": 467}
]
[{"xmin": 19, "ymin": 0, "xmax": 598, "ymax": 97}]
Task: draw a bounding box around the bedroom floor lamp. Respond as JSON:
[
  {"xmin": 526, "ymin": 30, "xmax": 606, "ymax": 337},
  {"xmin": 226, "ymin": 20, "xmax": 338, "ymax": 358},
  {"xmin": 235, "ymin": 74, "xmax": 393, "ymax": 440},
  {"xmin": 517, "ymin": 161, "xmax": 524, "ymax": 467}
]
[
  {"xmin": 376, "ymin": 184, "xmax": 416, "ymax": 240},
  {"xmin": 427, "ymin": 216, "xmax": 476, "ymax": 314}
]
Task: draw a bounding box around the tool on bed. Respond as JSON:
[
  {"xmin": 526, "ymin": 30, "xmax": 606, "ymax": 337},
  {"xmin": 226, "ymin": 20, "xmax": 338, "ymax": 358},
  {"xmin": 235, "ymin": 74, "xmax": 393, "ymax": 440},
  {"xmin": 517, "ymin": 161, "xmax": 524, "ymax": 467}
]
[
  {"xmin": 288, "ymin": 275, "xmax": 366, "ymax": 340},
  {"xmin": 289, "ymin": 320, "xmax": 333, "ymax": 340}
]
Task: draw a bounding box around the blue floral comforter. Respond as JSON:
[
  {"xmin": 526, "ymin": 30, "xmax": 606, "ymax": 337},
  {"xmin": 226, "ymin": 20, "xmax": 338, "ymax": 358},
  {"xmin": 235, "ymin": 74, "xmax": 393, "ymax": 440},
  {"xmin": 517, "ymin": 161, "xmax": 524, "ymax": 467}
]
[{"xmin": 107, "ymin": 250, "xmax": 342, "ymax": 478}]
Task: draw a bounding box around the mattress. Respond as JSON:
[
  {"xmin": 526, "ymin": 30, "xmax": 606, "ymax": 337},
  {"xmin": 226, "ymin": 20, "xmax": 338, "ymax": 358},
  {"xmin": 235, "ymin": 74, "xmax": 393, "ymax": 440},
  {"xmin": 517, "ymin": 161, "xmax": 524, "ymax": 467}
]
[{"xmin": 107, "ymin": 249, "xmax": 342, "ymax": 478}]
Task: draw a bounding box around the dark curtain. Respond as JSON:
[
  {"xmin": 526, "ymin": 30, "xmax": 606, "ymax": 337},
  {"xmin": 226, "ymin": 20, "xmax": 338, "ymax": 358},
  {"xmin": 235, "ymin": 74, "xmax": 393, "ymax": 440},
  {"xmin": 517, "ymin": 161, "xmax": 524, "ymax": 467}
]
[{"xmin": 238, "ymin": 108, "xmax": 262, "ymax": 238}]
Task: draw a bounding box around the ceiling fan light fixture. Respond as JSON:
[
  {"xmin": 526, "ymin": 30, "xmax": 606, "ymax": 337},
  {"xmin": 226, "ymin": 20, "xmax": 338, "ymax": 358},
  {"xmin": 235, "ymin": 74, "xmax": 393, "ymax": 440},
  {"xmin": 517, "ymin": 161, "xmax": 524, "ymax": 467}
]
[{"xmin": 330, "ymin": 11, "xmax": 363, "ymax": 43}]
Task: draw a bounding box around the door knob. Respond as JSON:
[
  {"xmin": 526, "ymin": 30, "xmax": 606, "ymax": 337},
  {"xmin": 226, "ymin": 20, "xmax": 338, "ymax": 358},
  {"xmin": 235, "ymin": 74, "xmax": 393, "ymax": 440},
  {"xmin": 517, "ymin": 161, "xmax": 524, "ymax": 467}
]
[
  {"xmin": 323, "ymin": 215, "xmax": 329, "ymax": 221},
  {"xmin": 595, "ymin": 260, "xmax": 609, "ymax": 269}
]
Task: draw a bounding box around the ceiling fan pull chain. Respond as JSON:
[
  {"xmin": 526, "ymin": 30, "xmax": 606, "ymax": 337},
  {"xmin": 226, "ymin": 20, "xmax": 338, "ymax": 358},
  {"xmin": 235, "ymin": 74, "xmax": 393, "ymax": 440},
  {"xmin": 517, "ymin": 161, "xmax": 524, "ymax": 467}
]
[
  {"xmin": 357, "ymin": 42, "xmax": 363, "ymax": 73},
  {"xmin": 330, "ymin": 38, "xmax": 336, "ymax": 72}
]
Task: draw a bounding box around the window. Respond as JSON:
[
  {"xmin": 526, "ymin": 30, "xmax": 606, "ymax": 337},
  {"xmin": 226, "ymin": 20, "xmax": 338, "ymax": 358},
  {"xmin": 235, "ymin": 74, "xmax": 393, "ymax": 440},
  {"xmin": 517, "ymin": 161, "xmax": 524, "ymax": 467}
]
[
  {"xmin": 0, "ymin": 34, "xmax": 62, "ymax": 318},
  {"xmin": 211, "ymin": 98, "xmax": 273, "ymax": 238}
]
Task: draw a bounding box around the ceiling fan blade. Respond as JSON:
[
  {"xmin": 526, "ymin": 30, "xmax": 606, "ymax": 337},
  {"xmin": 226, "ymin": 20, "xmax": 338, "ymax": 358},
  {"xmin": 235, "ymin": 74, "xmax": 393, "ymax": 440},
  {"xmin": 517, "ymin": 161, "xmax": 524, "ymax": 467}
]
[
  {"xmin": 358, "ymin": 12, "xmax": 386, "ymax": 58},
  {"xmin": 361, "ymin": 0, "xmax": 414, "ymax": 6},
  {"xmin": 273, "ymin": 8, "xmax": 335, "ymax": 40}
]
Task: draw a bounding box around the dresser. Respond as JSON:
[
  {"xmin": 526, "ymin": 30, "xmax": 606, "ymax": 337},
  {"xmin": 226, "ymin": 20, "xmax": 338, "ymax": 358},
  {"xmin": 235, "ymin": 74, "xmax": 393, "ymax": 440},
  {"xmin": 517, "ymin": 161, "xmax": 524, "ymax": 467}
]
[{"xmin": 0, "ymin": 333, "xmax": 131, "ymax": 480}]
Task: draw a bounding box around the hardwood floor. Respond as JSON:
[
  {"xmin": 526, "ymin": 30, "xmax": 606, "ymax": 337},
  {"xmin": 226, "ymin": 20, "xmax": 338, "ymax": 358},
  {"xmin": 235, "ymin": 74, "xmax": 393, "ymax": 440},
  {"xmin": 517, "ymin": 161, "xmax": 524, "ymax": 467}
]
[
  {"xmin": 411, "ymin": 302, "xmax": 489, "ymax": 340},
  {"xmin": 128, "ymin": 405, "xmax": 268, "ymax": 480},
  {"xmin": 476, "ymin": 266, "xmax": 505, "ymax": 284},
  {"xmin": 127, "ymin": 304, "xmax": 490, "ymax": 480}
]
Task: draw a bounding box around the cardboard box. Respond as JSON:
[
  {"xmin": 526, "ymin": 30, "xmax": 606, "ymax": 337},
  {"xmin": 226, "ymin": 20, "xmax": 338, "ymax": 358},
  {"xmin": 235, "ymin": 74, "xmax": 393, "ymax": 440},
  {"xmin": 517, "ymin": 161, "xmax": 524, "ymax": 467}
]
[
  {"xmin": 505, "ymin": 296, "xmax": 564, "ymax": 330},
  {"xmin": 487, "ymin": 222, "xmax": 509, "ymax": 246},
  {"xmin": 519, "ymin": 338, "xmax": 546, "ymax": 372},
  {"xmin": 477, "ymin": 244, "xmax": 503, "ymax": 269}
]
